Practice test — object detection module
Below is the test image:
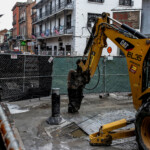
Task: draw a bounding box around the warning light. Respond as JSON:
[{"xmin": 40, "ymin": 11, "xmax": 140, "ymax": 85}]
[{"xmin": 107, "ymin": 47, "xmax": 112, "ymax": 55}]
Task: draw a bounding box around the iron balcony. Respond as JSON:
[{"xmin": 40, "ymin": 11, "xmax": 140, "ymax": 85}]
[
  {"xmin": 32, "ymin": 1, "xmax": 73, "ymax": 24},
  {"xmin": 35, "ymin": 26, "xmax": 74, "ymax": 39}
]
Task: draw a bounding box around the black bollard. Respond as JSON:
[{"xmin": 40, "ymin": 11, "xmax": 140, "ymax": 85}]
[{"xmin": 47, "ymin": 88, "xmax": 62, "ymax": 125}]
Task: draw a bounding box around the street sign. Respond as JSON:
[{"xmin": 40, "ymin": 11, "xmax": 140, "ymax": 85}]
[
  {"xmin": 21, "ymin": 41, "xmax": 26, "ymax": 46},
  {"xmin": 11, "ymin": 54, "xmax": 17, "ymax": 59}
]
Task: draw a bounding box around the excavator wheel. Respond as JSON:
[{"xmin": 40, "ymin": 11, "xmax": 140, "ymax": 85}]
[{"xmin": 135, "ymin": 102, "xmax": 150, "ymax": 150}]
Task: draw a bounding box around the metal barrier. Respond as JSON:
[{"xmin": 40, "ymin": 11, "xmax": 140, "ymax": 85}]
[
  {"xmin": 0, "ymin": 54, "xmax": 130, "ymax": 101},
  {"xmin": 0, "ymin": 104, "xmax": 21, "ymax": 150},
  {"xmin": 0, "ymin": 54, "xmax": 53, "ymax": 101},
  {"xmin": 52, "ymin": 56, "xmax": 131, "ymax": 94}
]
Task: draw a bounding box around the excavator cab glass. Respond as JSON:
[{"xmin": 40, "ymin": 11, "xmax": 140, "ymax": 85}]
[{"xmin": 142, "ymin": 49, "xmax": 150, "ymax": 92}]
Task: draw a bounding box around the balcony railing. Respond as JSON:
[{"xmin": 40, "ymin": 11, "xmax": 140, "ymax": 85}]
[
  {"xmin": 31, "ymin": 11, "xmax": 37, "ymax": 16},
  {"xmin": 35, "ymin": 26, "xmax": 74, "ymax": 39},
  {"xmin": 39, "ymin": 49, "xmax": 72, "ymax": 56},
  {"xmin": 19, "ymin": 35, "xmax": 30, "ymax": 39},
  {"xmin": 32, "ymin": 17, "xmax": 37, "ymax": 23},
  {"xmin": 19, "ymin": 17, "xmax": 26, "ymax": 23},
  {"xmin": 32, "ymin": 0, "xmax": 49, "ymax": 9},
  {"xmin": 88, "ymin": 0, "xmax": 104, "ymax": 3},
  {"xmin": 8, "ymin": 36, "xmax": 13, "ymax": 40},
  {"xmin": 12, "ymin": 36, "xmax": 17, "ymax": 39},
  {"xmin": 12, "ymin": 35, "xmax": 31, "ymax": 40},
  {"xmin": 32, "ymin": 1, "xmax": 73, "ymax": 23}
]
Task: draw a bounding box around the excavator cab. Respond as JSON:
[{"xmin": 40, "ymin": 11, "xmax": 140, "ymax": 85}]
[
  {"xmin": 142, "ymin": 49, "xmax": 150, "ymax": 92},
  {"xmin": 136, "ymin": 49, "xmax": 150, "ymax": 150}
]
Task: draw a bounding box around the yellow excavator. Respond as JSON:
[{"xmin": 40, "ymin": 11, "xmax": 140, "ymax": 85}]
[{"xmin": 67, "ymin": 12, "xmax": 150, "ymax": 150}]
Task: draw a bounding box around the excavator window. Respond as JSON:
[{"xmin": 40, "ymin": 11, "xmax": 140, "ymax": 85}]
[{"xmin": 142, "ymin": 49, "xmax": 150, "ymax": 92}]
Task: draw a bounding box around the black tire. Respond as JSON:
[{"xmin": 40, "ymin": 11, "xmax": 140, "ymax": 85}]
[{"xmin": 135, "ymin": 103, "xmax": 150, "ymax": 150}]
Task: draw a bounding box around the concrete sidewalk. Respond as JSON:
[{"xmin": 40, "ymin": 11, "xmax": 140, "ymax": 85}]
[{"xmin": 5, "ymin": 93, "xmax": 138, "ymax": 150}]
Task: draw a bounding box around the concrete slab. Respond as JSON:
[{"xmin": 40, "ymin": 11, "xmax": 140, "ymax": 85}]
[{"xmin": 5, "ymin": 93, "xmax": 138, "ymax": 150}]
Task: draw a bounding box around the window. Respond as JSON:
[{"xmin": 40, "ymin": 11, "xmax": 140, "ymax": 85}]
[
  {"xmin": 45, "ymin": 22, "xmax": 47, "ymax": 31},
  {"xmin": 87, "ymin": 13, "xmax": 101, "ymax": 27},
  {"xmin": 50, "ymin": 21, "xmax": 52, "ymax": 34},
  {"xmin": 58, "ymin": 0, "xmax": 61, "ymax": 8},
  {"xmin": 67, "ymin": 0, "xmax": 72, "ymax": 4},
  {"xmin": 39, "ymin": 8, "xmax": 42, "ymax": 18},
  {"xmin": 66, "ymin": 14, "xmax": 71, "ymax": 29},
  {"xmin": 66, "ymin": 45, "xmax": 71, "ymax": 56},
  {"xmin": 32, "ymin": 9, "xmax": 36, "ymax": 15},
  {"xmin": 47, "ymin": 46, "xmax": 52, "ymax": 55},
  {"xmin": 54, "ymin": 46, "xmax": 57, "ymax": 56},
  {"xmin": 119, "ymin": 0, "xmax": 133, "ymax": 6},
  {"xmin": 119, "ymin": 48, "xmax": 125, "ymax": 56},
  {"xmin": 32, "ymin": 26, "xmax": 36, "ymax": 35},
  {"xmin": 45, "ymin": 5, "xmax": 48, "ymax": 15},
  {"xmin": 88, "ymin": 0, "xmax": 104, "ymax": 3},
  {"xmin": 13, "ymin": 14, "xmax": 16, "ymax": 25},
  {"xmin": 40, "ymin": 25, "xmax": 42, "ymax": 34},
  {"xmin": 50, "ymin": 2, "xmax": 52, "ymax": 14},
  {"xmin": 58, "ymin": 42, "xmax": 64, "ymax": 56},
  {"xmin": 58, "ymin": 18, "xmax": 61, "ymax": 28}
]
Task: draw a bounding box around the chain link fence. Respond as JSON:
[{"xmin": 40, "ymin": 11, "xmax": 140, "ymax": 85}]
[
  {"xmin": 0, "ymin": 54, "xmax": 53, "ymax": 101},
  {"xmin": 52, "ymin": 56, "xmax": 131, "ymax": 94},
  {"xmin": 0, "ymin": 55, "xmax": 130, "ymax": 101}
]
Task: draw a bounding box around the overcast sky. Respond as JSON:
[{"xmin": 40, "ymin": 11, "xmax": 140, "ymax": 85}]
[{"xmin": 0, "ymin": 0, "xmax": 27, "ymax": 31}]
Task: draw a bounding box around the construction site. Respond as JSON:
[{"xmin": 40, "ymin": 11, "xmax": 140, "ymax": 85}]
[
  {"xmin": 1, "ymin": 93, "xmax": 137, "ymax": 150},
  {"xmin": 0, "ymin": 11, "xmax": 150, "ymax": 150}
]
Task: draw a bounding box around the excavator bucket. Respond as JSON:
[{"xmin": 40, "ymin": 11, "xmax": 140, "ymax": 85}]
[{"xmin": 67, "ymin": 70, "xmax": 84, "ymax": 113}]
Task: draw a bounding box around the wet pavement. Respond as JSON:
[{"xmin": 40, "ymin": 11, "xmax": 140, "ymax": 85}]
[{"xmin": 5, "ymin": 93, "xmax": 138, "ymax": 150}]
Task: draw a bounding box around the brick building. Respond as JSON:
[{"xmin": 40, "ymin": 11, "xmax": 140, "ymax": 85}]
[
  {"xmin": 11, "ymin": 0, "xmax": 35, "ymax": 53},
  {"xmin": 12, "ymin": 2, "xmax": 27, "ymax": 51},
  {"xmin": 19, "ymin": 0, "xmax": 36, "ymax": 53},
  {"xmin": 0, "ymin": 29, "xmax": 8, "ymax": 51}
]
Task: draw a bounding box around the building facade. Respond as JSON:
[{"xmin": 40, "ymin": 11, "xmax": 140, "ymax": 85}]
[
  {"xmin": 32, "ymin": 0, "xmax": 74, "ymax": 56},
  {"xmin": 32, "ymin": 0, "xmax": 148, "ymax": 56},
  {"xmin": 0, "ymin": 29, "xmax": 8, "ymax": 51},
  {"xmin": 12, "ymin": 1, "xmax": 35, "ymax": 53},
  {"xmin": 12, "ymin": 2, "xmax": 26, "ymax": 50},
  {"xmin": 12, "ymin": 3, "xmax": 20, "ymax": 39},
  {"xmin": 141, "ymin": 0, "xmax": 150, "ymax": 37},
  {"xmin": 19, "ymin": 1, "xmax": 36, "ymax": 53}
]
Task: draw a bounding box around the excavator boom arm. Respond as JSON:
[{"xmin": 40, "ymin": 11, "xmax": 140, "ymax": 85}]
[
  {"xmin": 68, "ymin": 12, "xmax": 150, "ymax": 112},
  {"xmin": 67, "ymin": 12, "xmax": 150, "ymax": 150}
]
